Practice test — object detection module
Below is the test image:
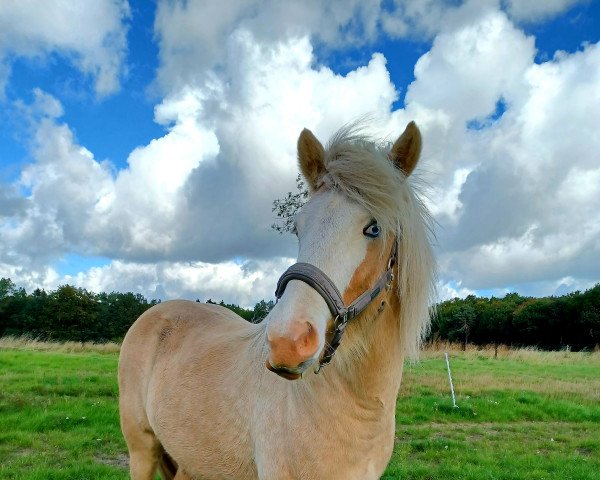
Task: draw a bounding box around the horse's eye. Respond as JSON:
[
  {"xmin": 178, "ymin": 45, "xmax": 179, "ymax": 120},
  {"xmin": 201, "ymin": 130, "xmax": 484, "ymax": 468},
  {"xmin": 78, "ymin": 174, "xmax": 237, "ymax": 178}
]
[{"xmin": 363, "ymin": 220, "xmax": 380, "ymax": 238}]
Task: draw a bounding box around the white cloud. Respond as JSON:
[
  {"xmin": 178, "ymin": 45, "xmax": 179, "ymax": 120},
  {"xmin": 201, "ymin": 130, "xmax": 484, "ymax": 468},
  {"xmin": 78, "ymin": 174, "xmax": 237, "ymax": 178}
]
[
  {"xmin": 0, "ymin": 30, "xmax": 400, "ymax": 295},
  {"xmin": 1, "ymin": 0, "xmax": 599, "ymax": 303},
  {"xmin": 68, "ymin": 257, "xmax": 293, "ymax": 308},
  {"xmin": 437, "ymin": 280, "xmax": 476, "ymax": 301},
  {"xmin": 426, "ymin": 36, "xmax": 600, "ymax": 292},
  {"xmin": 0, "ymin": 90, "xmax": 112, "ymax": 270},
  {"xmin": 0, "ymin": 262, "xmax": 60, "ymax": 294},
  {"xmin": 153, "ymin": 0, "xmax": 389, "ymax": 92},
  {"xmin": 0, "ymin": 0, "xmax": 130, "ymax": 97},
  {"xmin": 407, "ymin": 7, "xmax": 535, "ymax": 123},
  {"xmin": 152, "ymin": 0, "xmax": 505, "ymax": 94},
  {"xmin": 153, "ymin": 0, "xmax": 587, "ymax": 95},
  {"xmin": 504, "ymin": 0, "xmax": 586, "ymax": 22}
]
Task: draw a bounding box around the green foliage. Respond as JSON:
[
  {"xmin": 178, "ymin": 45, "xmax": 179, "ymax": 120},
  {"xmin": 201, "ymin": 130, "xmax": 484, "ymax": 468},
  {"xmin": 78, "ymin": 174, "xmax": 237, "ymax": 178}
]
[
  {"xmin": 250, "ymin": 299, "xmax": 275, "ymax": 323},
  {"xmin": 432, "ymin": 285, "xmax": 600, "ymax": 350},
  {"xmin": 0, "ymin": 276, "xmax": 276, "ymax": 343},
  {"xmin": 271, "ymin": 173, "xmax": 308, "ymax": 234},
  {"xmin": 205, "ymin": 298, "xmax": 274, "ymax": 324},
  {"xmin": 1, "ymin": 273, "xmax": 599, "ymax": 349},
  {"xmin": 206, "ymin": 298, "xmax": 254, "ymax": 321},
  {"xmin": 0, "ymin": 281, "xmax": 158, "ymax": 343}
]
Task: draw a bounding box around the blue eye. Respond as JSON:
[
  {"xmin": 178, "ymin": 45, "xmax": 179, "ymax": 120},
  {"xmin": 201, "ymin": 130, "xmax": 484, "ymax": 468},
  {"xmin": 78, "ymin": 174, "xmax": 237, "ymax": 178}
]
[{"xmin": 363, "ymin": 220, "xmax": 380, "ymax": 238}]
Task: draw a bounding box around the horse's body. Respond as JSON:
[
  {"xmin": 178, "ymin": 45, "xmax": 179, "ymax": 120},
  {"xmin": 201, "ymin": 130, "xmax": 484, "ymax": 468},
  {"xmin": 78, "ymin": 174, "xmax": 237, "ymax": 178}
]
[{"xmin": 119, "ymin": 121, "xmax": 435, "ymax": 479}]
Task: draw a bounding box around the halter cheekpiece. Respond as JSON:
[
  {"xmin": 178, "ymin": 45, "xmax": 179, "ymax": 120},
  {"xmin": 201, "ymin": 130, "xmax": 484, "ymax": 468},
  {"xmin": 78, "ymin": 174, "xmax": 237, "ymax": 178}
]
[{"xmin": 274, "ymin": 241, "xmax": 398, "ymax": 373}]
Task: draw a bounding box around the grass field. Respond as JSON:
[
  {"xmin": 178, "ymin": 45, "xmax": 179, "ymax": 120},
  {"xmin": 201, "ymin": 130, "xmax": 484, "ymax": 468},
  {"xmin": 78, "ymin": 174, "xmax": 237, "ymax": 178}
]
[{"xmin": 1, "ymin": 338, "xmax": 599, "ymax": 479}]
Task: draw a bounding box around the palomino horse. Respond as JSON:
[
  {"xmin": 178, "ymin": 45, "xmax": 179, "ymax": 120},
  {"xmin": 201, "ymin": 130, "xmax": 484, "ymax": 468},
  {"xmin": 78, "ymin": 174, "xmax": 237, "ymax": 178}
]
[{"xmin": 118, "ymin": 121, "xmax": 435, "ymax": 479}]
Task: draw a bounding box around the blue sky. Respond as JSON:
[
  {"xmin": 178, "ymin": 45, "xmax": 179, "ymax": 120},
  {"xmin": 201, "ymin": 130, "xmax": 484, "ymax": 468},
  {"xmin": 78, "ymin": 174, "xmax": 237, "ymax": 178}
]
[
  {"xmin": 0, "ymin": 2, "xmax": 161, "ymax": 175},
  {"xmin": 0, "ymin": 0, "xmax": 599, "ymax": 305}
]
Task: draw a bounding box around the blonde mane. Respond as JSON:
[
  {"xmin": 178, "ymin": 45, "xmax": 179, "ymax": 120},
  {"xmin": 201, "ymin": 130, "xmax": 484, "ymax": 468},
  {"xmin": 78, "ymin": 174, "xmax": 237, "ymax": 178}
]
[{"xmin": 320, "ymin": 123, "xmax": 436, "ymax": 359}]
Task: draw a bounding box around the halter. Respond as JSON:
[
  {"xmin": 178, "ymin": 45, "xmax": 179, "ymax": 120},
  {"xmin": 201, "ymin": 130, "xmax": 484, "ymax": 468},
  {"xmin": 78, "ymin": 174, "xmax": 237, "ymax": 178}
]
[{"xmin": 274, "ymin": 241, "xmax": 397, "ymax": 373}]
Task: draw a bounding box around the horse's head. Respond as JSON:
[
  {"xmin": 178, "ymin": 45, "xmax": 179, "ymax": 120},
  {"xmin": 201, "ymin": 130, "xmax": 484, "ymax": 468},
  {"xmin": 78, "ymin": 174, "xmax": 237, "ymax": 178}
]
[{"xmin": 265, "ymin": 122, "xmax": 430, "ymax": 380}]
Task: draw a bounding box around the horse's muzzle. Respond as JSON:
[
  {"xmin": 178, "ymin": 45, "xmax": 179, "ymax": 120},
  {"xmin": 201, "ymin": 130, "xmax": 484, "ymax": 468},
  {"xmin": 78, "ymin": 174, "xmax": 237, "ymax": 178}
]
[{"xmin": 265, "ymin": 319, "xmax": 320, "ymax": 379}]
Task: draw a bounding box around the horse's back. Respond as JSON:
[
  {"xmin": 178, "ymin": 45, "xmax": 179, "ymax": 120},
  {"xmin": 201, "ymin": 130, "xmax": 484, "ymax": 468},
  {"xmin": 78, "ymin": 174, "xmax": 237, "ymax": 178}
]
[{"xmin": 123, "ymin": 299, "xmax": 250, "ymax": 345}]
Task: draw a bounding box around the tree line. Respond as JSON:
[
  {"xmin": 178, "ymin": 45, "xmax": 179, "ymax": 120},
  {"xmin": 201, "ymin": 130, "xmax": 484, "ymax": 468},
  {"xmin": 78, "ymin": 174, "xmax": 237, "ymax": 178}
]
[
  {"xmin": 0, "ymin": 278, "xmax": 273, "ymax": 343},
  {"xmin": 432, "ymin": 285, "xmax": 600, "ymax": 351},
  {"xmin": 1, "ymin": 276, "xmax": 598, "ymax": 350}
]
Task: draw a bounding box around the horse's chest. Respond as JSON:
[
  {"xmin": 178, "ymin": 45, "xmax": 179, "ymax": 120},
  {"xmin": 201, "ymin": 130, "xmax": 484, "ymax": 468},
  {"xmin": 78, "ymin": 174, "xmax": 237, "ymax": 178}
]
[
  {"xmin": 147, "ymin": 365, "xmax": 258, "ymax": 479},
  {"xmin": 256, "ymin": 439, "xmax": 392, "ymax": 480},
  {"xmin": 254, "ymin": 407, "xmax": 395, "ymax": 480}
]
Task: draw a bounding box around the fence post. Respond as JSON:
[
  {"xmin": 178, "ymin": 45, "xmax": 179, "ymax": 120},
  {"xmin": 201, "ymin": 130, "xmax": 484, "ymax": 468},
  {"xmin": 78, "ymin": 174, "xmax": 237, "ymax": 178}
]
[{"xmin": 445, "ymin": 352, "xmax": 458, "ymax": 408}]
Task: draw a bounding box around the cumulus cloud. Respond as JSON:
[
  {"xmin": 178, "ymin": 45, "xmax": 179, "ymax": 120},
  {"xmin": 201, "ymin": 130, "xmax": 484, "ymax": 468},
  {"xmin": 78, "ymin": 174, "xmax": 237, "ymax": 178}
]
[
  {"xmin": 504, "ymin": 0, "xmax": 586, "ymax": 22},
  {"xmin": 1, "ymin": 0, "xmax": 598, "ymax": 303},
  {"xmin": 153, "ymin": 0, "xmax": 585, "ymax": 95},
  {"xmin": 2, "ymin": 90, "xmax": 114, "ymax": 268},
  {"xmin": 66, "ymin": 257, "xmax": 293, "ymax": 307},
  {"xmin": 151, "ymin": 0, "xmax": 484, "ymax": 93},
  {"xmin": 0, "ymin": 30, "xmax": 400, "ymax": 300},
  {"xmin": 0, "ymin": 0, "xmax": 130, "ymax": 97},
  {"xmin": 413, "ymin": 11, "xmax": 600, "ymax": 294},
  {"xmin": 153, "ymin": 0, "xmax": 387, "ymax": 92},
  {"xmin": 0, "ymin": 185, "xmax": 28, "ymax": 218}
]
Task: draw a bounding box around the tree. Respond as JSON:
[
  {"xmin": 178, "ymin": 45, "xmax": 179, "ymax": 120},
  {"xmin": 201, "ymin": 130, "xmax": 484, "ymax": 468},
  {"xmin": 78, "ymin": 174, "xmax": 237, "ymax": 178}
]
[
  {"xmin": 41, "ymin": 285, "xmax": 101, "ymax": 341},
  {"xmin": 0, "ymin": 283, "xmax": 29, "ymax": 337},
  {"xmin": 205, "ymin": 299, "xmax": 254, "ymax": 321},
  {"xmin": 251, "ymin": 300, "xmax": 275, "ymax": 323},
  {"xmin": 0, "ymin": 275, "xmax": 598, "ymax": 350},
  {"xmin": 10, "ymin": 288, "xmax": 49, "ymax": 338},
  {"xmin": 0, "ymin": 278, "xmax": 17, "ymax": 299},
  {"xmin": 456, "ymin": 303, "xmax": 476, "ymax": 351},
  {"xmin": 271, "ymin": 174, "xmax": 308, "ymax": 234},
  {"xmin": 97, "ymin": 292, "xmax": 157, "ymax": 342},
  {"xmin": 481, "ymin": 299, "xmax": 512, "ymax": 358}
]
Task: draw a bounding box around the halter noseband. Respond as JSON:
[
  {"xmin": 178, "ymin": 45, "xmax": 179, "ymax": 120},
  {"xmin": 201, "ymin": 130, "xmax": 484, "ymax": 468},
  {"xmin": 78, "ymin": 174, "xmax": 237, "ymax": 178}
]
[{"xmin": 274, "ymin": 241, "xmax": 397, "ymax": 373}]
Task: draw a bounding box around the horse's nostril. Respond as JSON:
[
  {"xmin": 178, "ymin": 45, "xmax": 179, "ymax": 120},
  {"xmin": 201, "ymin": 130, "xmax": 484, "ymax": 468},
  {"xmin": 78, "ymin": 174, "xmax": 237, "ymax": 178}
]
[
  {"xmin": 267, "ymin": 319, "xmax": 320, "ymax": 369},
  {"xmin": 295, "ymin": 322, "xmax": 318, "ymax": 357}
]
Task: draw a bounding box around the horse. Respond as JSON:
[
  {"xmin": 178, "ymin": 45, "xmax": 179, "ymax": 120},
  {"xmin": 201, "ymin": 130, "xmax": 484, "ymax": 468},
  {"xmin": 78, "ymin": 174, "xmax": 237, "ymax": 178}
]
[{"xmin": 118, "ymin": 120, "xmax": 435, "ymax": 480}]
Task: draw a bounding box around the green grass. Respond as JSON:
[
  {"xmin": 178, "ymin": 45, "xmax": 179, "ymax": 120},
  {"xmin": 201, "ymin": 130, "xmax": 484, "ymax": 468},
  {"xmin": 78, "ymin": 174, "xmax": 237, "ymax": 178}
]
[
  {"xmin": 1, "ymin": 343, "xmax": 599, "ymax": 479},
  {"xmin": 385, "ymin": 350, "xmax": 600, "ymax": 479},
  {"xmin": 0, "ymin": 349, "xmax": 126, "ymax": 479}
]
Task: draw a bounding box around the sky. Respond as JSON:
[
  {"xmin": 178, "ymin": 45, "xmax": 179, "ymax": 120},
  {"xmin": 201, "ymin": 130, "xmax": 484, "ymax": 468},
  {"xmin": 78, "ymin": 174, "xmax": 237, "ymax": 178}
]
[{"xmin": 0, "ymin": 0, "xmax": 599, "ymax": 307}]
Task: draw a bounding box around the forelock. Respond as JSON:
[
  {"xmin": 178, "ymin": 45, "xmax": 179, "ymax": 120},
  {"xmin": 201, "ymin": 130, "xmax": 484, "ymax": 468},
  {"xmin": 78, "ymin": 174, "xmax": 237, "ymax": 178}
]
[{"xmin": 322, "ymin": 123, "xmax": 408, "ymax": 236}]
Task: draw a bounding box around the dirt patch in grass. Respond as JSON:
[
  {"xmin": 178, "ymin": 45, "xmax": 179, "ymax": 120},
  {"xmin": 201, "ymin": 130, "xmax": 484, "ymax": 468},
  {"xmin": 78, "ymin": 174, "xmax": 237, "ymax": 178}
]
[
  {"xmin": 10, "ymin": 447, "xmax": 36, "ymax": 458},
  {"xmin": 96, "ymin": 452, "xmax": 129, "ymax": 470}
]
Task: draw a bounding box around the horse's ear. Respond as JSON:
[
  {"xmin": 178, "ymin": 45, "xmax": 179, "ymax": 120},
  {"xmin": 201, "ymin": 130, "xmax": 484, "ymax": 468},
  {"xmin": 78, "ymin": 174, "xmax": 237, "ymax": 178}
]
[
  {"xmin": 390, "ymin": 121, "xmax": 422, "ymax": 177},
  {"xmin": 298, "ymin": 128, "xmax": 325, "ymax": 190}
]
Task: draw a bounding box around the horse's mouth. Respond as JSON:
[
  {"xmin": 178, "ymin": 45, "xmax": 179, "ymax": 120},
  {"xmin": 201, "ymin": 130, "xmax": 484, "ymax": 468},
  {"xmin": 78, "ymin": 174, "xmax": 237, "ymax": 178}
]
[{"xmin": 265, "ymin": 360, "xmax": 314, "ymax": 381}]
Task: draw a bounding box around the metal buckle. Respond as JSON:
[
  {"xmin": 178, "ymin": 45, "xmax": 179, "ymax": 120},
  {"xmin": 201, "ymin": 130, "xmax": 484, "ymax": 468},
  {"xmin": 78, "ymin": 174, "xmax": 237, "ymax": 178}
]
[
  {"xmin": 386, "ymin": 272, "xmax": 394, "ymax": 291},
  {"xmin": 315, "ymin": 313, "xmax": 348, "ymax": 374}
]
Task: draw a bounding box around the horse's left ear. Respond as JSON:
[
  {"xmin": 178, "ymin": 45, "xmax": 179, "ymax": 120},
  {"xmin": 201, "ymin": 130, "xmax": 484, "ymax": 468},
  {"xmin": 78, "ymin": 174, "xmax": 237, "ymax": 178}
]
[
  {"xmin": 298, "ymin": 128, "xmax": 325, "ymax": 191},
  {"xmin": 390, "ymin": 121, "xmax": 422, "ymax": 177}
]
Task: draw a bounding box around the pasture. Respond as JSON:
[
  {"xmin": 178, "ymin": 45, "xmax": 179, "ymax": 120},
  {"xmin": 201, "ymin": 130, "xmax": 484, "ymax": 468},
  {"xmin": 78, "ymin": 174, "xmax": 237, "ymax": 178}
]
[{"xmin": 0, "ymin": 339, "xmax": 599, "ymax": 479}]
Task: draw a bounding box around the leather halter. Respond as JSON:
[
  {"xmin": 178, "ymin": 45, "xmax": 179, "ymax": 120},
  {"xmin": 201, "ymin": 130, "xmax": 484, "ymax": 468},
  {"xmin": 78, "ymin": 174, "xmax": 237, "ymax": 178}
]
[{"xmin": 274, "ymin": 241, "xmax": 397, "ymax": 373}]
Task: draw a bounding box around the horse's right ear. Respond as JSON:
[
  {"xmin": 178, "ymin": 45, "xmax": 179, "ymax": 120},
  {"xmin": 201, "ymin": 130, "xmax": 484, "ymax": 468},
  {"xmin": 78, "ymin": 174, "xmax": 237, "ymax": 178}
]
[
  {"xmin": 298, "ymin": 128, "xmax": 325, "ymax": 191},
  {"xmin": 390, "ymin": 121, "xmax": 422, "ymax": 177}
]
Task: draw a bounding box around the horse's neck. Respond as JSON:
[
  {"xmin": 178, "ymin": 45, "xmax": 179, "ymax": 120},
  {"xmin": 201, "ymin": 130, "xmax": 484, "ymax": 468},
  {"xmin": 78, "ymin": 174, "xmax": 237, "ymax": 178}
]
[{"xmin": 324, "ymin": 302, "xmax": 405, "ymax": 410}]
